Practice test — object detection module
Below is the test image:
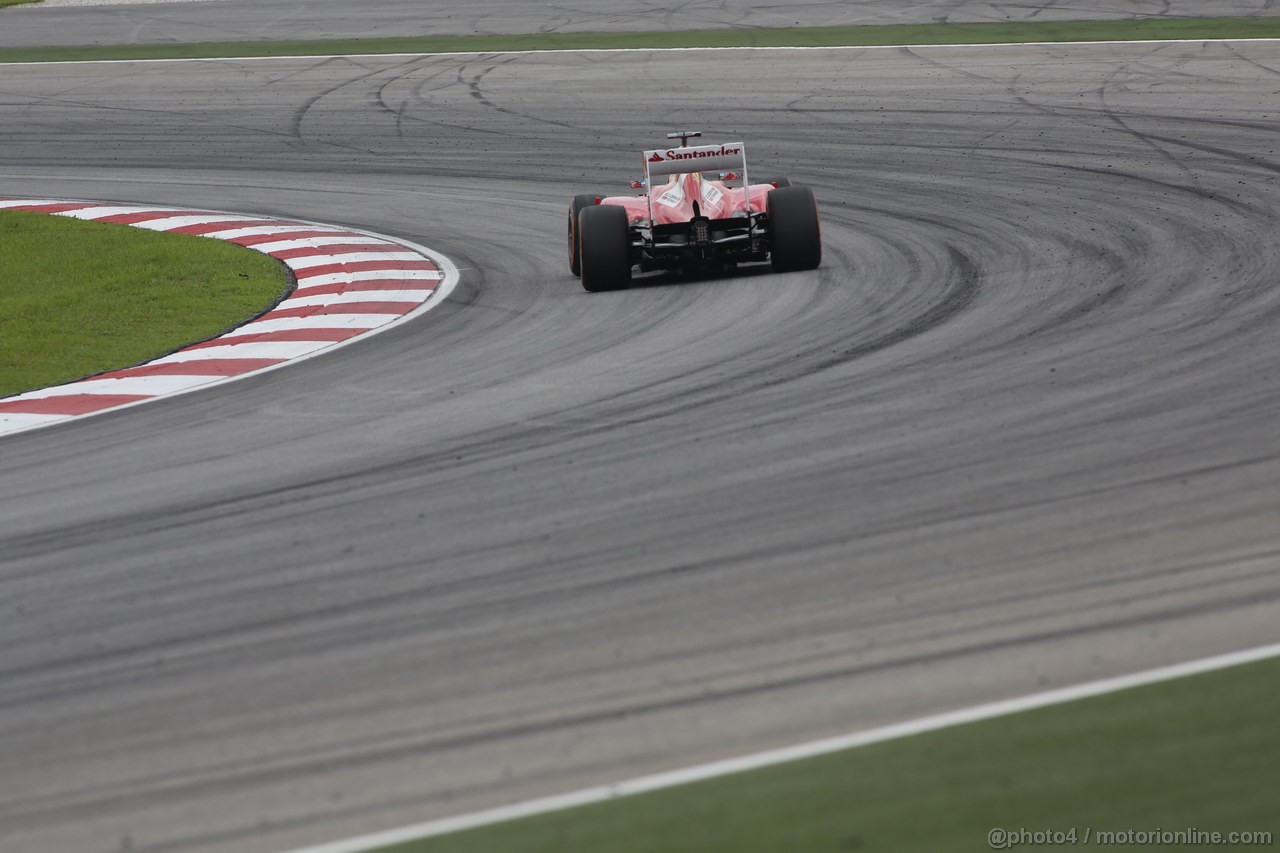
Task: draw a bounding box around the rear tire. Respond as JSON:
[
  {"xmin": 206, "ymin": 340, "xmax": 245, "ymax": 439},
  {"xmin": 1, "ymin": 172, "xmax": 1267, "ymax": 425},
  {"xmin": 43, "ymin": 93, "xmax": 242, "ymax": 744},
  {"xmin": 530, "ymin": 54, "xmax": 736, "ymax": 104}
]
[
  {"xmin": 579, "ymin": 204, "xmax": 632, "ymax": 292},
  {"xmin": 567, "ymin": 193, "xmax": 598, "ymax": 276},
  {"xmin": 767, "ymin": 185, "xmax": 821, "ymax": 273}
]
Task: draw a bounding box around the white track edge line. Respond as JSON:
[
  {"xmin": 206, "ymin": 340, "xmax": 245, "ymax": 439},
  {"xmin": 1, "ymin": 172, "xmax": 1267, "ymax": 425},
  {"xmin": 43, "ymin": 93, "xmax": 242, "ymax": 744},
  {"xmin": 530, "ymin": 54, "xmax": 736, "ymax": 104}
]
[
  {"xmin": 287, "ymin": 639, "xmax": 1280, "ymax": 853},
  {"xmin": 2, "ymin": 36, "xmax": 1280, "ymax": 67},
  {"xmin": 0, "ymin": 206, "xmax": 459, "ymax": 438}
]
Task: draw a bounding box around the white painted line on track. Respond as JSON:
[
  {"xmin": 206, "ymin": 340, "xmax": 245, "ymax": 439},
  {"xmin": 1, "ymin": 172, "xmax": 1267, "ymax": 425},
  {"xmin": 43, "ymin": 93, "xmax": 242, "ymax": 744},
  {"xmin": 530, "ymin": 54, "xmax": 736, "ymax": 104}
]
[
  {"xmin": 150, "ymin": 341, "xmax": 334, "ymax": 362},
  {"xmin": 198, "ymin": 225, "xmax": 356, "ymax": 240},
  {"xmin": 0, "ymin": 198, "xmax": 79, "ymax": 207},
  {"xmin": 288, "ymin": 640, "xmax": 1280, "ymax": 853},
  {"xmin": 126, "ymin": 213, "xmax": 267, "ymax": 230},
  {"xmin": 251, "ymin": 236, "xmax": 402, "ymax": 253},
  {"xmin": 233, "ymin": 315, "xmax": 390, "ymax": 333},
  {"xmin": 285, "ymin": 251, "xmax": 426, "ymax": 269},
  {"xmin": 0, "ymin": 200, "xmax": 460, "ymax": 437},
  {"xmin": 0, "ymin": 413, "xmax": 67, "ymax": 429},
  {"xmin": 2, "ymin": 36, "xmax": 1280, "ymax": 68},
  {"xmin": 298, "ymin": 269, "xmax": 443, "ymax": 287},
  {"xmin": 38, "ymin": 375, "xmax": 231, "ymax": 395},
  {"xmin": 56, "ymin": 205, "xmax": 167, "ymax": 219},
  {"xmin": 280, "ymin": 290, "xmax": 436, "ymax": 308}
]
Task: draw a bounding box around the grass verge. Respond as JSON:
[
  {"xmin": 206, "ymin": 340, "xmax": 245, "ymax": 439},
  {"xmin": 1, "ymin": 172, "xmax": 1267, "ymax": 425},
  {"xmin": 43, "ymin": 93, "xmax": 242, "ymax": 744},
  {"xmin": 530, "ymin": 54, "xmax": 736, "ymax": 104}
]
[
  {"xmin": 2, "ymin": 17, "xmax": 1280, "ymax": 64},
  {"xmin": 379, "ymin": 655, "xmax": 1280, "ymax": 852},
  {"xmin": 0, "ymin": 0, "xmax": 41, "ymax": 8},
  {"xmin": 0, "ymin": 210, "xmax": 288, "ymax": 397}
]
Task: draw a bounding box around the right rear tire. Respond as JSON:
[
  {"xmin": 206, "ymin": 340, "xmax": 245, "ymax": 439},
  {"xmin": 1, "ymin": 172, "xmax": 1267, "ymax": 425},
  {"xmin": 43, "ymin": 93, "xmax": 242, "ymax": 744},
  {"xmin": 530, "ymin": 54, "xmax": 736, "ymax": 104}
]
[
  {"xmin": 767, "ymin": 185, "xmax": 821, "ymax": 273},
  {"xmin": 579, "ymin": 204, "xmax": 632, "ymax": 292}
]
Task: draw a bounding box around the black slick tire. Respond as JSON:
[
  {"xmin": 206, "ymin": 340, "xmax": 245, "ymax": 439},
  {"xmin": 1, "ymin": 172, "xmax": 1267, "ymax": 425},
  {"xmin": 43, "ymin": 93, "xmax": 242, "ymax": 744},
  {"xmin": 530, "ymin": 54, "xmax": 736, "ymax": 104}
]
[
  {"xmin": 579, "ymin": 204, "xmax": 632, "ymax": 292},
  {"xmin": 767, "ymin": 185, "xmax": 821, "ymax": 273},
  {"xmin": 568, "ymin": 193, "xmax": 599, "ymax": 277}
]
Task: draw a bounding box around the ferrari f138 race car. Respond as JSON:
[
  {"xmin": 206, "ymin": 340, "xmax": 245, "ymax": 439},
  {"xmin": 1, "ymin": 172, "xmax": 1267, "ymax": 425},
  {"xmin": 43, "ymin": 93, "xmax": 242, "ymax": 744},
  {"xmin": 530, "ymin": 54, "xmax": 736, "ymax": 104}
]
[{"xmin": 567, "ymin": 131, "xmax": 821, "ymax": 292}]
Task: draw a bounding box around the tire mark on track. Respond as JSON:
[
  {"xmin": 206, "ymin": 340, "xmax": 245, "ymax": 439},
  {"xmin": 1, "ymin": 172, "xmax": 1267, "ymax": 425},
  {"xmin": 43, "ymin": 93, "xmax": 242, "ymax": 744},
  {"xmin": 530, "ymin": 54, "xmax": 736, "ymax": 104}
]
[
  {"xmin": 809, "ymin": 243, "xmax": 980, "ymax": 370},
  {"xmin": 286, "ymin": 55, "xmax": 432, "ymax": 151},
  {"xmin": 460, "ymin": 55, "xmax": 587, "ymax": 133}
]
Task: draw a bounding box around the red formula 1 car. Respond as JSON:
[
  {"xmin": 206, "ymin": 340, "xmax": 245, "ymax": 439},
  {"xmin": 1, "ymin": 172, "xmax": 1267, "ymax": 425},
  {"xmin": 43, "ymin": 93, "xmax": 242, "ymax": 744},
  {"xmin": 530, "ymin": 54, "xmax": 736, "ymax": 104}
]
[{"xmin": 567, "ymin": 131, "xmax": 821, "ymax": 292}]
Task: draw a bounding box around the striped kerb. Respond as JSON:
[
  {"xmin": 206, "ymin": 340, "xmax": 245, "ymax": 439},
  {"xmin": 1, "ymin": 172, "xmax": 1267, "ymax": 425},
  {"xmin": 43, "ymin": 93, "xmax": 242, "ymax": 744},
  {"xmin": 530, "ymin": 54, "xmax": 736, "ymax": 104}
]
[{"xmin": 0, "ymin": 199, "xmax": 449, "ymax": 435}]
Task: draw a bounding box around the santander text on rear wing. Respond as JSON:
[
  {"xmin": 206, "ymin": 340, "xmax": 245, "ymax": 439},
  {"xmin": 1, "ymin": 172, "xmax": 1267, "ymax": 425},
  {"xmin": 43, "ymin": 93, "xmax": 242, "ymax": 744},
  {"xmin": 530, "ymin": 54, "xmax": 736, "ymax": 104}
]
[
  {"xmin": 643, "ymin": 141, "xmax": 749, "ymax": 223},
  {"xmin": 644, "ymin": 141, "xmax": 748, "ymax": 178}
]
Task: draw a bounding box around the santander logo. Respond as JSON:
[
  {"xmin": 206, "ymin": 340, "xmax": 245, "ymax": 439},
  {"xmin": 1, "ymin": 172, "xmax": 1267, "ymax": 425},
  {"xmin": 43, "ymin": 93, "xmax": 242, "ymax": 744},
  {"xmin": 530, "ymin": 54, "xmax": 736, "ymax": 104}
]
[{"xmin": 650, "ymin": 144, "xmax": 743, "ymax": 162}]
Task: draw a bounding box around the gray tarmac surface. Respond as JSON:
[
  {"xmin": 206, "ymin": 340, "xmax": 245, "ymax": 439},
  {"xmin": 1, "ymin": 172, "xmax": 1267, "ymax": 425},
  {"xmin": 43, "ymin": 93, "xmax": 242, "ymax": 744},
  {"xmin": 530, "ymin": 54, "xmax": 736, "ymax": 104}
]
[
  {"xmin": 2, "ymin": 39, "xmax": 1280, "ymax": 853},
  {"xmin": 2, "ymin": 0, "xmax": 1280, "ymax": 47}
]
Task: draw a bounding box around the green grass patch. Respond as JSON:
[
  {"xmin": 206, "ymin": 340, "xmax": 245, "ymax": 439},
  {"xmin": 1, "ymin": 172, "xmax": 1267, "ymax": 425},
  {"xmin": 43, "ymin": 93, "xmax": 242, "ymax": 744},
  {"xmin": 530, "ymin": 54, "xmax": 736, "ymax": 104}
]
[
  {"xmin": 3, "ymin": 17, "xmax": 1280, "ymax": 64},
  {"xmin": 0, "ymin": 210, "xmax": 287, "ymax": 396},
  {"xmin": 0, "ymin": 0, "xmax": 41, "ymax": 8},
  {"xmin": 382, "ymin": 656, "xmax": 1280, "ymax": 852}
]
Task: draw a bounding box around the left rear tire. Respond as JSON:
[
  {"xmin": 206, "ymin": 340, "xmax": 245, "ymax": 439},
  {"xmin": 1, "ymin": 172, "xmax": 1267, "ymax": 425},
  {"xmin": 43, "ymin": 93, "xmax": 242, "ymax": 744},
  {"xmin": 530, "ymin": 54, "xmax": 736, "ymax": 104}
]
[
  {"xmin": 567, "ymin": 193, "xmax": 599, "ymax": 277},
  {"xmin": 579, "ymin": 204, "xmax": 632, "ymax": 292}
]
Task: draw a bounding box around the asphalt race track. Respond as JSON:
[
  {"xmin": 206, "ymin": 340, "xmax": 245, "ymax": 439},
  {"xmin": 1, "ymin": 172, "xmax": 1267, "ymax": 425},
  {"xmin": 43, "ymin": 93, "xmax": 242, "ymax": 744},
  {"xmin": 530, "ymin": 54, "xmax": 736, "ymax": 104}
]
[
  {"xmin": 3, "ymin": 0, "xmax": 1280, "ymax": 47},
  {"xmin": 3, "ymin": 36, "xmax": 1280, "ymax": 853}
]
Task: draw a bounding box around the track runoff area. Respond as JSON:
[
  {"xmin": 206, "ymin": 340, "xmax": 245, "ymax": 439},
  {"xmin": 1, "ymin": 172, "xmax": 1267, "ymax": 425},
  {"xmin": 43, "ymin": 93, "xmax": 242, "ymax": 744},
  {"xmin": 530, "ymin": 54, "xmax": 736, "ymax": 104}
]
[
  {"xmin": 290, "ymin": 643, "xmax": 1280, "ymax": 853},
  {"xmin": 3, "ymin": 15, "xmax": 1280, "ymax": 64},
  {"xmin": 6, "ymin": 17, "xmax": 1279, "ymax": 853}
]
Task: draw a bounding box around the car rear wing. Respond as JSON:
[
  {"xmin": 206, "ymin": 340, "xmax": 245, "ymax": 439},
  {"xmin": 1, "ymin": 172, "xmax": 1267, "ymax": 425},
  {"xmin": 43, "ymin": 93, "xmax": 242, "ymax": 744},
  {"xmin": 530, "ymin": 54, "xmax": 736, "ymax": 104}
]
[
  {"xmin": 644, "ymin": 141, "xmax": 748, "ymax": 180},
  {"xmin": 643, "ymin": 140, "xmax": 749, "ymax": 221}
]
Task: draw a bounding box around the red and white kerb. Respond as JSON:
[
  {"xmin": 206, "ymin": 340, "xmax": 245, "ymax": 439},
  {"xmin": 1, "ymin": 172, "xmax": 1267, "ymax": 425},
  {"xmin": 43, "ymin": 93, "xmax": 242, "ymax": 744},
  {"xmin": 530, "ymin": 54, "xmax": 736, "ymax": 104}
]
[{"xmin": 0, "ymin": 199, "xmax": 455, "ymax": 437}]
